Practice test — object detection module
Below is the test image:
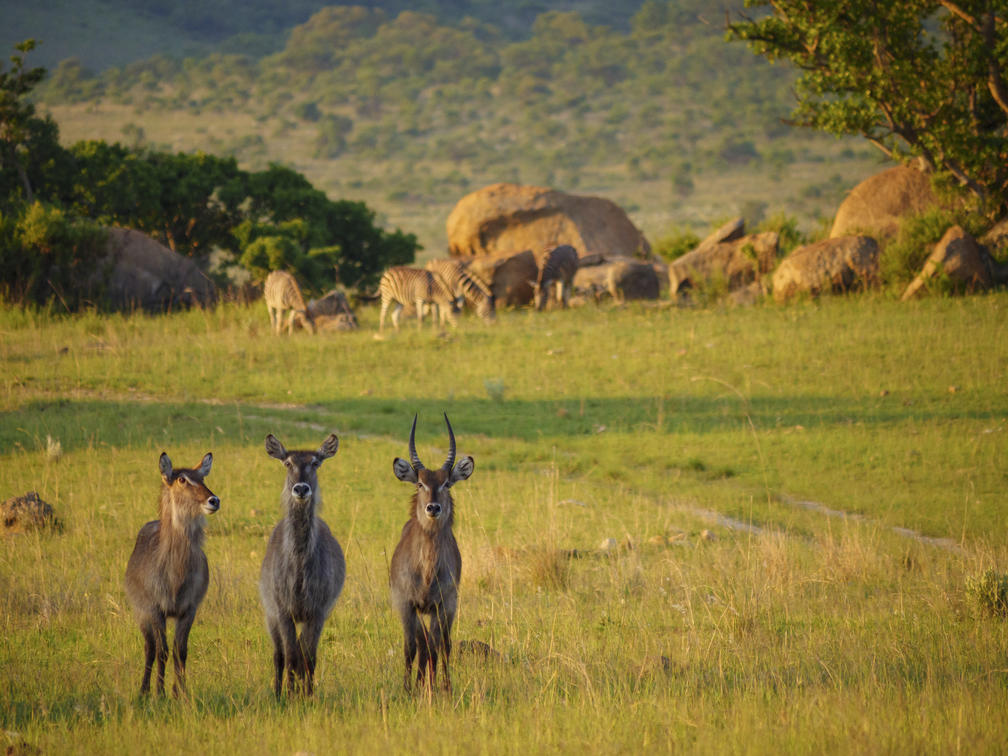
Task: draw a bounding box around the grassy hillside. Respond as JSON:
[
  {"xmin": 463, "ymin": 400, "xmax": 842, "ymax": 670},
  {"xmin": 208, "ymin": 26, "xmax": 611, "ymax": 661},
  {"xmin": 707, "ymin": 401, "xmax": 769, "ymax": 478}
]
[
  {"xmin": 26, "ymin": 3, "xmax": 883, "ymax": 257},
  {"xmin": 1, "ymin": 295, "xmax": 1007, "ymax": 752}
]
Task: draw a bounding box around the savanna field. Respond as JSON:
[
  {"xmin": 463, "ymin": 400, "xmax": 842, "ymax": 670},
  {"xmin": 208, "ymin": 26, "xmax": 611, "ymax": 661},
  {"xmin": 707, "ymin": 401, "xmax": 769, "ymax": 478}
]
[{"xmin": 1, "ymin": 294, "xmax": 1007, "ymax": 753}]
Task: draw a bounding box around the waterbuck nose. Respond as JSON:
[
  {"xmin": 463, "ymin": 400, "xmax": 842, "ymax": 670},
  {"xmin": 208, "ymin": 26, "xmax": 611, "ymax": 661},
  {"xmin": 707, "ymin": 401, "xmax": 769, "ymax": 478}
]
[
  {"xmin": 205, "ymin": 495, "xmax": 220, "ymax": 513},
  {"xmin": 292, "ymin": 482, "xmax": 311, "ymax": 499},
  {"xmin": 425, "ymin": 503, "xmax": 441, "ymax": 517}
]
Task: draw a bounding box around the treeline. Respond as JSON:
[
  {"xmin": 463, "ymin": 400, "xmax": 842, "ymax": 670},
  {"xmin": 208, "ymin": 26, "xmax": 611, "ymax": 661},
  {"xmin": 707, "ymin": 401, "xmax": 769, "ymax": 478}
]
[
  {"xmin": 37, "ymin": 3, "xmax": 823, "ymax": 193},
  {"xmin": 2, "ymin": 42, "xmax": 418, "ymax": 310}
]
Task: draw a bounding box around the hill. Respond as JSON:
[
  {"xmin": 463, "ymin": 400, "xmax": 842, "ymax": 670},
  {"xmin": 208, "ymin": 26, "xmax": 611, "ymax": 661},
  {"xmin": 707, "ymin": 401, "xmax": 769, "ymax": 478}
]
[{"xmin": 23, "ymin": 2, "xmax": 882, "ymax": 255}]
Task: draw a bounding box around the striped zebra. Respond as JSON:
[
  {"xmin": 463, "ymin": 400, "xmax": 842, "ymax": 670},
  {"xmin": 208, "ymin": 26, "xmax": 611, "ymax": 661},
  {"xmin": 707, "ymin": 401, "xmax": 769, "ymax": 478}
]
[
  {"xmin": 425, "ymin": 258, "xmax": 496, "ymax": 321},
  {"xmin": 378, "ymin": 266, "xmax": 459, "ymax": 332},
  {"xmin": 533, "ymin": 244, "xmax": 580, "ymax": 311},
  {"xmin": 264, "ymin": 270, "xmax": 315, "ymax": 335}
]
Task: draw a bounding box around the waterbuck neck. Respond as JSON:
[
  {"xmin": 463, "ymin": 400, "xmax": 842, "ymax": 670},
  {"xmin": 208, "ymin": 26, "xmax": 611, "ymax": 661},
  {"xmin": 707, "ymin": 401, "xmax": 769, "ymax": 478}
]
[
  {"xmin": 157, "ymin": 486, "xmax": 205, "ymax": 591},
  {"xmin": 283, "ymin": 492, "xmax": 320, "ymax": 556}
]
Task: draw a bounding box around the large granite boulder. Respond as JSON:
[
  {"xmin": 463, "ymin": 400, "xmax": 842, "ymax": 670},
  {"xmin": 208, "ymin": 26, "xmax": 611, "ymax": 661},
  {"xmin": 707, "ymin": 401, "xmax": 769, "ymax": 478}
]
[
  {"xmin": 772, "ymin": 236, "xmax": 880, "ymax": 302},
  {"xmin": 668, "ymin": 231, "xmax": 779, "ymax": 296},
  {"xmin": 900, "ymin": 226, "xmax": 997, "ymax": 300},
  {"xmin": 99, "ymin": 227, "xmax": 216, "ymax": 311},
  {"xmin": 829, "ymin": 165, "xmax": 940, "ymax": 242},
  {"xmin": 446, "ymin": 183, "xmax": 650, "ymax": 260}
]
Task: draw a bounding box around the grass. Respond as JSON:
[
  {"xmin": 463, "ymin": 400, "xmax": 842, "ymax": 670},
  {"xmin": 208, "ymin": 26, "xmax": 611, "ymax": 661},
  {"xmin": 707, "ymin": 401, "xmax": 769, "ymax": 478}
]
[{"xmin": 2, "ymin": 293, "xmax": 1008, "ymax": 753}]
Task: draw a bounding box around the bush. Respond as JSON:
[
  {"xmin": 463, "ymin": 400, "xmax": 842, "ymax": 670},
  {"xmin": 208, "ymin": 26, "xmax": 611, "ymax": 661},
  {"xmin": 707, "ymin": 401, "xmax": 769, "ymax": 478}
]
[
  {"xmin": 757, "ymin": 213, "xmax": 805, "ymax": 257},
  {"xmin": 652, "ymin": 228, "xmax": 700, "ymax": 262},
  {"xmin": 0, "ymin": 202, "xmax": 109, "ymax": 309},
  {"xmin": 882, "ymin": 209, "xmax": 987, "ymax": 288},
  {"xmin": 965, "ymin": 570, "xmax": 1008, "ymax": 619}
]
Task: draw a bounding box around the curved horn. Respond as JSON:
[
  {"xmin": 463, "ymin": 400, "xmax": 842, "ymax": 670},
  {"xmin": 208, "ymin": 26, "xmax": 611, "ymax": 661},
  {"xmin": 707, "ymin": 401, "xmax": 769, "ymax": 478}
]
[
  {"xmin": 408, "ymin": 414, "xmax": 425, "ymax": 471},
  {"xmin": 442, "ymin": 412, "xmax": 456, "ymax": 472}
]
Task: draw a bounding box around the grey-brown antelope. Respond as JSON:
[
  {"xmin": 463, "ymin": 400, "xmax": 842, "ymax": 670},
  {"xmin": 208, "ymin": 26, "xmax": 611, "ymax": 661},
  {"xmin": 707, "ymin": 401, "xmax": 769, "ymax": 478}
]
[
  {"xmin": 533, "ymin": 244, "xmax": 580, "ymax": 310},
  {"xmin": 390, "ymin": 414, "xmax": 474, "ymax": 693},
  {"xmin": 124, "ymin": 452, "xmax": 220, "ymax": 697},
  {"xmin": 259, "ymin": 433, "xmax": 345, "ymax": 697}
]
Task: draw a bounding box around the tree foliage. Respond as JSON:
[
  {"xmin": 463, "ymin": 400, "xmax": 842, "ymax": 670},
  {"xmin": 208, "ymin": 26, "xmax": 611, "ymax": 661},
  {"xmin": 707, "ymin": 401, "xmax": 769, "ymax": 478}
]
[
  {"xmin": 1, "ymin": 40, "xmax": 418, "ymax": 306},
  {"xmin": 729, "ymin": 1, "xmax": 1008, "ymax": 216}
]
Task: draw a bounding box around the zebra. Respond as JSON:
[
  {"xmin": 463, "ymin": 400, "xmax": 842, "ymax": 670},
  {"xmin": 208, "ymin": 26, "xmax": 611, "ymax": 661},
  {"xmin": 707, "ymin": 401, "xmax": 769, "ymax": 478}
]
[
  {"xmin": 264, "ymin": 270, "xmax": 315, "ymax": 335},
  {"xmin": 533, "ymin": 244, "xmax": 580, "ymax": 311},
  {"xmin": 425, "ymin": 259, "xmax": 496, "ymax": 322},
  {"xmin": 378, "ymin": 266, "xmax": 459, "ymax": 332}
]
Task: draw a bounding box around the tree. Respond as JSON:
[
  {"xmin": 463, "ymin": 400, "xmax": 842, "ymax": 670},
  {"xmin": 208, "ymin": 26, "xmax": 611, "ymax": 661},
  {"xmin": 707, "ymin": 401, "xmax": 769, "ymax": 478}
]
[
  {"xmin": 729, "ymin": 1, "xmax": 1008, "ymax": 216},
  {"xmin": 1, "ymin": 40, "xmax": 54, "ymax": 204}
]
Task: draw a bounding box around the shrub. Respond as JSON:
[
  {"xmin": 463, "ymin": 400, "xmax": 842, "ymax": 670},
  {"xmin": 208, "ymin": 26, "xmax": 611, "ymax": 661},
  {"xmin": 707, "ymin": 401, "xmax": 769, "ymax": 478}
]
[
  {"xmin": 0, "ymin": 202, "xmax": 109, "ymax": 309},
  {"xmin": 965, "ymin": 570, "xmax": 1008, "ymax": 619},
  {"xmin": 757, "ymin": 213, "xmax": 805, "ymax": 257},
  {"xmin": 652, "ymin": 228, "xmax": 700, "ymax": 262},
  {"xmin": 882, "ymin": 209, "xmax": 987, "ymax": 288}
]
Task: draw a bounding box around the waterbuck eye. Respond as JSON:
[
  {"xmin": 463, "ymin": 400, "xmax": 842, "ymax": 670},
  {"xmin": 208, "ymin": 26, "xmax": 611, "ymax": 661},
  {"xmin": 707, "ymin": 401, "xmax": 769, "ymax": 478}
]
[{"xmin": 178, "ymin": 476, "xmax": 189, "ymax": 486}]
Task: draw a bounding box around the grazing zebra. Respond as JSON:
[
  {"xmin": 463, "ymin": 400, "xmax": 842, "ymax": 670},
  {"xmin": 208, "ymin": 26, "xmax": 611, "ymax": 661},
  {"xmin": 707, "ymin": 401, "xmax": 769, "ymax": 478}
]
[
  {"xmin": 264, "ymin": 270, "xmax": 315, "ymax": 335},
  {"xmin": 425, "ymin": 259, "xmax": 496, "ymax": 321},
  {"xmin": 533, "ymin": 244, "xmax": 580, "ymax": 311},
  {"xmin": 379, "ymin": 266, "xmax": 459, "ymax": 332}
]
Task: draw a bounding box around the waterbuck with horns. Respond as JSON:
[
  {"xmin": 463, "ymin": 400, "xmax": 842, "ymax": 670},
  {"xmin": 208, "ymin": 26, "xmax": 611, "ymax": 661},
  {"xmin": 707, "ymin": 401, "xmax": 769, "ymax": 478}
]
[
  {"xmin": 390, "ymin": 413, "xmax": 474, "ymax": 693},
  {"xmin": 259, "ymin": 433, "xmax": 345, "ymax": 697},
  {"xmin": 124, "ymin": 451, "xmax": 220, "ymax": 697}
]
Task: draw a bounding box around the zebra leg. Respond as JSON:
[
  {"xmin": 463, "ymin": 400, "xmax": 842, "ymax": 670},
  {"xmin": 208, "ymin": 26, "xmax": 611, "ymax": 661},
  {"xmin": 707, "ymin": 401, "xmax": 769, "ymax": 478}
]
[
  {"xmin": 379, "ymin": 298, "xmax": 390, "ymax": 332},
  {"xmin": 415, "ymin": 298, "xmax": 425, "ymax": 329}
]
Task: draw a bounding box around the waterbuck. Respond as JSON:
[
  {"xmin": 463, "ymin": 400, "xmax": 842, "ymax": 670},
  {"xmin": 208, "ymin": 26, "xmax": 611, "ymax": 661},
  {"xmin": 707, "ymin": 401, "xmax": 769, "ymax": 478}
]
[
  {"xmin": 390, "ymin": 414, "xmax": 474, "ymax": 693},
  {"xmin": 124, "ymin": 451, "xmax": 220, "ymax": 697},
  {"xmin": 259, "ymin": 433, "xmax": 345, "ymax": 697}
]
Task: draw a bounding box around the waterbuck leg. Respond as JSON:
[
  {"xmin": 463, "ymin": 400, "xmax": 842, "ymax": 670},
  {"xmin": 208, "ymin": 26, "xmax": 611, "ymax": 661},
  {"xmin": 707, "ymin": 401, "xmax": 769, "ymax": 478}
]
[
  {"xmin": 431, "ymin": 606, "xmax": 453, "ymax": 693},
  {"xmin": 415, "ymin": 618, "xmax": 436, "ymax": 691},
  {"xmin": 172, "ymin": 607, "xmax": 197, "ymax": 698},
  {"xmin": 297, "ymin": 617, "xmax": 326, "ymax": 696},
  {"xmin": 399, "ymin": 607, "xmax": 419, "ymax": 691},
  {"xmin": 276, "ymin": 614, "xmax": 299, "ymax": 696},
  {"xmin": 152, "ymin": 614, "xmax": 169, "ymax": 696},
  {"xmin": 267, "ymin": 621, "xmax": 285, "ymax": 698},
  {"xmin": 139, "ymin": 617, "xmax": 159, "ymax": 695}
]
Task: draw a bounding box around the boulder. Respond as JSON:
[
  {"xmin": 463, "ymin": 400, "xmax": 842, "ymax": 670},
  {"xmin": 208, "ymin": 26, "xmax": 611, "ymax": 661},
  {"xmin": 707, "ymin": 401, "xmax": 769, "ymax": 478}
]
[
  {"xmin": 772, "ymin": 236, "xmax": 880, "ymax": 302},
  {"xmin": 99, "ymin": 227, "xmax": 216, "ymax": 311},
  {"xmin": 574, "ymin": 257, "xmax": 660, "ymax": 303},
  {"xmin": 446, "ymin": 183, "xmax": 650, "ymax": 260},
  {"xmin": 314, "ymin": 312, "xmax": 359, "ymax": 331},
  {"xmin": 829, "ymin": 165, "xmax": 940, "ymax": 242},
  {"xmin": 307, "ymin": 289, "xmax": 354, "ymax": 318},
  {"xmin": 699, "ymin": 216, "xmax": 746, "ymax": 247},
  {"xmin": 900, "ymin": 226, "xmax": 995, "ymax": 300},
  {"xmin": 2, "ymin": 492, "xmax": 61, "ymax": 535},
  {"xmin": 668, "ymin": 232, "xmax": 779, "ymax": 296},
  {"xmin": 466, "ymin": 249, "xmax": 538, "ymax": 307}
]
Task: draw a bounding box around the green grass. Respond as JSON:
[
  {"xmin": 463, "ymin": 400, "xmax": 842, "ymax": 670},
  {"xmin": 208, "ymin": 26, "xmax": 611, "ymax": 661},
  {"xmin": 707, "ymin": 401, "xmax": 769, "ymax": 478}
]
[{"xmin": 2, "ymin": 294, "xmax": 1008, "ymax": 754}]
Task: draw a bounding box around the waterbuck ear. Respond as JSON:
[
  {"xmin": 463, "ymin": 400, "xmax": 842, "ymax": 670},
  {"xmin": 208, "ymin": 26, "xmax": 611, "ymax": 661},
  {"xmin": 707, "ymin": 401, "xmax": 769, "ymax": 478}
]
[
  {"xmin": 449, "ymin": 455, "xmax": 474, "ymax": 486},
  {"xmin": 159, "ymin": 452, "xmax": 173, "ymax": 481},
  {"xmin": 317, "ymin": 434, "xmax": 339, "ymax": 460},
  {"xmin": 197, "ymin": 452, "xmax": 213, "ymax": 478},
  {"xmin": 265, "ymin": 434, "xmax": 287, "ymax": 460},
  {"xmin": 393, "ymin": 457, "xmax": 418, "ymax": 483}
]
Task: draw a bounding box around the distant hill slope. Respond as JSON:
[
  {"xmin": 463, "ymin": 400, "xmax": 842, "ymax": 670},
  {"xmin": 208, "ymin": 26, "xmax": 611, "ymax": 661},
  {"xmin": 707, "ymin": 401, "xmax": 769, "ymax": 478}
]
[
  {"xmin": 25, "ymin": 2, "xmax": 882, "ymax": 253},
  {"xmin": 4, "ymin": 0, "xmax": 655, "ymax": 71}
]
